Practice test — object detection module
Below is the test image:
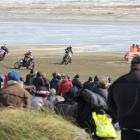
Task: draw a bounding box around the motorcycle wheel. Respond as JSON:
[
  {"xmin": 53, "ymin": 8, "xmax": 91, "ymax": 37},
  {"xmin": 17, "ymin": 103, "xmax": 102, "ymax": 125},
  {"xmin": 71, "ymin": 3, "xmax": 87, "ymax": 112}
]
[
  {"xmin": 0, "ymin": 56, "xmax": 4, "ymax": 61},
  {"xmin": 64, "ymin": 58, "xmax": 69, "ymax": 65},
  {"xmin": 14, "ymin": 62, "xmax": 21, "ymax": 69},
  {"xmin": 61, "ymin": 59, "xmax": 65, "ymax": 64}
]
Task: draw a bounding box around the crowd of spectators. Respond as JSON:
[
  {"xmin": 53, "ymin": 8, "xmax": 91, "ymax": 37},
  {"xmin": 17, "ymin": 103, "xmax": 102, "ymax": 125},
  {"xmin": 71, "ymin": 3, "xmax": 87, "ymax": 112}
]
[{"xmin": 0, "ymin": 69, "xmax": 113, "ymax": 140}]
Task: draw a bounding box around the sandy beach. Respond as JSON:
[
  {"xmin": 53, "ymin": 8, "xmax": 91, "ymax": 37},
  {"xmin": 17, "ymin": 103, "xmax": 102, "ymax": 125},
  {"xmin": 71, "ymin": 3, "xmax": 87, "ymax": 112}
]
[{"xmin": 0, "ymin": 45, "xmax": 129, "ymax": 83}]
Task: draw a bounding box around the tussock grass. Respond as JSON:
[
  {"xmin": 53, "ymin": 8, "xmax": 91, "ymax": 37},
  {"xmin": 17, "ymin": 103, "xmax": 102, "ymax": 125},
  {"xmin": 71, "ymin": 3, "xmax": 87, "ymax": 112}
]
[{"xmin": 0, "ymin": 109, "xmax": 91, "ymax": 140}]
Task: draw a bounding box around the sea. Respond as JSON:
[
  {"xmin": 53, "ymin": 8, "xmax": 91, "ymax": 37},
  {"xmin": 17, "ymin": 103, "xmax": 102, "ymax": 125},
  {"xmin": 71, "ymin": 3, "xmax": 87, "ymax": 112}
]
[
  {"xmin": 0, "ymin": 0, "xmax": 139, "ymax": 5},
  {"xmin": 0, "ymin": 0, "xmax": 140, "ymax": 51}
]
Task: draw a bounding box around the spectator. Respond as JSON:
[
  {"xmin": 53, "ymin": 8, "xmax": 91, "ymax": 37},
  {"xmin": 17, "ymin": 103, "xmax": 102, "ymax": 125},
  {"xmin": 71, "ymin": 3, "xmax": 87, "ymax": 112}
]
[
  {"xmin": 94, "ymin": 75, "xmax": 100, "ymax": 87},
  {"xmin": 57, "ymin": 76, "xmax": 73, "ymax": 97},
  {"xmin": 33, "ymin": 72, "xmax": 44, "ymax": 88},
  {"xmin": 108, "ymin": 55, "xmax": 140, "ymax": 140},
  {"xmin": 25, "ymin": 69, "xmax": 37, "ymax": 85},
  {"xmin": 83, "ymin": 76, "xmax": 94, "ymax": 90},
  {"xmin": 31, "ymin": 71, "xmax": 54, "ymax": 110},
  {"xmin": 0, "ymin": 70, "xmax": 30, "ymax": 109},
  {"xmin": 50, "ymin": 72, "xmax": 61, "ymax": 91},
  {"xmin": 42, "ymin": 73, "xmax": 50, "ymax": 91},
  {"xmin": 19, "ymin": 77, "xmax": 24, "ymax": 88},
  {"xmin": 50, "ymin": 72, "xmax": 57, "ymax": 88},
  {"xmin": 72, "ymin": 74, "xmax": 82, "ymax": 89},
  {"xmin": 0, "ymin": 75, "xmax": 3, "ymax": 88},
  {"xmin": 92, "ymin": 77, "xmax": 109, "ymax": 102},
  {"xmin": 47, "ymin": 88, "xmax": 56, "ymax": 104}
]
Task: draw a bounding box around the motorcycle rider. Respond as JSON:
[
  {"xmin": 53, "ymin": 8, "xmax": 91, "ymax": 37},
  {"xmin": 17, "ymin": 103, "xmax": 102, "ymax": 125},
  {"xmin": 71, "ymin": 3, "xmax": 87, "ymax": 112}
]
[
  {"xmin": 0, "ymin": 44, "xmax": 9, "ymax": 59},
  {"xmin": 23, "ymin": 50, "xmax": 33, "ymax": 67},
  {"xmin": 64, "ymin": 45, "xmax": 73, "ymax": 63}
]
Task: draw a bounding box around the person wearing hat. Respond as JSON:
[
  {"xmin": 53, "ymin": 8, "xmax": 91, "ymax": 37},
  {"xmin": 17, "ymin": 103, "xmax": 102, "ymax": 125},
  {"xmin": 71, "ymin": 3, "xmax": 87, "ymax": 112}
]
[
  {"xmin": 0, "ymin": 70, "xmax": 31, "ymax": 109},
  {"xmin": 108, "ymin": 54, "xmax": 140, "ymax": 140}
]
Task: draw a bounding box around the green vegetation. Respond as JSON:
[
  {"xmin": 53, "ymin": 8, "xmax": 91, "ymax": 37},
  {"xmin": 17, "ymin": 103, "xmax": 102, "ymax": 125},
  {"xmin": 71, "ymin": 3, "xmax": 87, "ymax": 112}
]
[{"xmin": 0, "ymin": 109, "xmax": 91, "ymax": 140}]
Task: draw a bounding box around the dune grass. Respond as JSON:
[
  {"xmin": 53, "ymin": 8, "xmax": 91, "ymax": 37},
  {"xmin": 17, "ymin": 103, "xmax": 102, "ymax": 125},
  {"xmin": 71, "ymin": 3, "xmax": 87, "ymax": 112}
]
[{"xmin": 0, "ymin": 109, "xmax": 91, "ymax": 140}]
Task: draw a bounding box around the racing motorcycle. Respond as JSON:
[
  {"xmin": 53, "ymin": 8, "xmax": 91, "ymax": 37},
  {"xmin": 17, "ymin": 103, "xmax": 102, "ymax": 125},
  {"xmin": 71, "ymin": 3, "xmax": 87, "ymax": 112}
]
[
  {"xmin": 14, "ymin": 57, "xmax": 35, "ymax": 69},
  {"xmin": 61, "ymin": 54, "xmax": 71, "ymax": 65},
  {"xmin": 0, "ymin": 45, "xmax": 9, "ymax": 61}
]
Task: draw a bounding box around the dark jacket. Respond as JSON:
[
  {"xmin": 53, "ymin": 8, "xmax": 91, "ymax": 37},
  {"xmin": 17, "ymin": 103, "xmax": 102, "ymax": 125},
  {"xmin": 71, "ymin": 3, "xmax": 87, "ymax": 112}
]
[
  {"xmin": 43, "ymin": 77, "xmax": 50, "ymax": 91},
  {"xmin": 50, "ymin": 78, "xmax": 61, "ymax": 91},
  {"xmin": 72, "ymin": 78, "xmax": 82, "ymax": 89},
  {"xmin": 55, "ymin": 100, "xmax": 78, "ymax": 119},
  {"xmin": 75, "ymin": 89, "xmax": 108, "ymax": 129},
  {"xmin": 83, "ymin": 80, "xmax": 94, "ymax": 90},
  {"xmin": 92, "ymin": 86, "xmax": 108, "ymax": 103},
  {"xmin": 78, "ymin": 89, "xmax": 108, "ymax": 110},
  {"xmin": 25, "ymin": 73, "xmax": 36, "ymax": 85},
  {"xmin": 33, "ymin": 77, "xmax": 45, "ymax": 88},
  {"xmin": 108, "ymin": 69, "xmax": 140, "ymax": 129},
  {"xmin": 65, "ymin": 86, "xmax": 79, "ymax": 99}
]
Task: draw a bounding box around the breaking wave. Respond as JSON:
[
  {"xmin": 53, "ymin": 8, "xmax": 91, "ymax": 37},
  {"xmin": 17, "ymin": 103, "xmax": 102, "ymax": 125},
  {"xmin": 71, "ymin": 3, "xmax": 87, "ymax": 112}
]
[{"xmin": 0, "ymin": 0, "xmax": 140, "ymax": 6}]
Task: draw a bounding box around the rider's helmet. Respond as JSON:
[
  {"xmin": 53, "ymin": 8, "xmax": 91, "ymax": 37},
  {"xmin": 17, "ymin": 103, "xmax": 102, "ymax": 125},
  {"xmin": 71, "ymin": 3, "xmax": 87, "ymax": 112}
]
[
  {"xmin": 28, "ymin": 49, "xmax": 32, "ymax": 55},
  {"xmin": 28, "ymin": 49, "xmax": 32, "ymax": 53}
]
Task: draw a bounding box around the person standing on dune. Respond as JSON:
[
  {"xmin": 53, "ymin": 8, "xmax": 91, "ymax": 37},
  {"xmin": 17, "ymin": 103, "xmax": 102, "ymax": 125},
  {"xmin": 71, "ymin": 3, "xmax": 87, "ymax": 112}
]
[{"xmin": 108, "ymin": 55, "xmax": 140, "ymax": 140}]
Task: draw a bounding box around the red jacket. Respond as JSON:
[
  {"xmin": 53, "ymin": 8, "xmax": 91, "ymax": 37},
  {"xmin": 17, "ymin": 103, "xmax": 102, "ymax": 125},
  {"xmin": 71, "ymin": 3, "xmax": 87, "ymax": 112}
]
[{"xmin": 57, "ymin": 79, "xmax": 73, "ymax": 97}]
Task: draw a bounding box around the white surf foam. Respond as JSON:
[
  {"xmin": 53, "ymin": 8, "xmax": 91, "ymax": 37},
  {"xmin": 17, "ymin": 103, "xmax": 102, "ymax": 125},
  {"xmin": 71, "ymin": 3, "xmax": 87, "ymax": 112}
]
[{"xmin": 0, "ymin": 0, "xmax": 139, "ymax": 6}]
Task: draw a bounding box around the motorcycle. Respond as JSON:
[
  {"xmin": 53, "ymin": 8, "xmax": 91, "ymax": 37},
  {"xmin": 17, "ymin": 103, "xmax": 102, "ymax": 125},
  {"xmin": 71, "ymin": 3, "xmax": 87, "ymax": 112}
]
[
  {"xmin": 14, "ymin": 57, "xmax": 35, "ymax": 69},
  {"xmin": 61, "ymin": 54, "xmax": 71, "ymax": 65},
  {"xmin": 0, "ymin": 45, "xmax": 9, "ymax": 61}
]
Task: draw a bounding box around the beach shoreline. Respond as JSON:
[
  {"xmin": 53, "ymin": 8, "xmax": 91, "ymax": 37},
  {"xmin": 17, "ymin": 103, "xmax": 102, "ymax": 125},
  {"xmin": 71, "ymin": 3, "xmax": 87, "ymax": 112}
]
[
  {"xmin": 9, "ymin": 45, "xmax": 124, "ymax": 56},
  {"xmin": 0, "ymin": 1, "xmax": 139, "ymax": 54}
]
